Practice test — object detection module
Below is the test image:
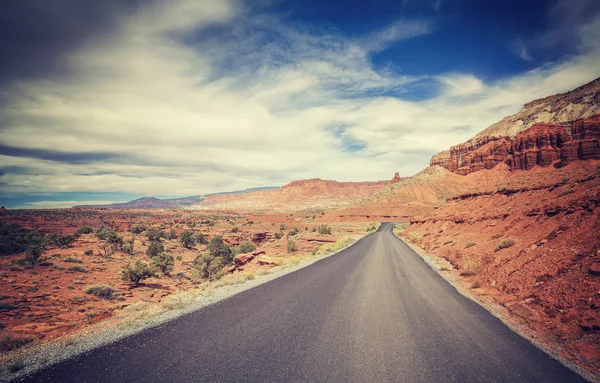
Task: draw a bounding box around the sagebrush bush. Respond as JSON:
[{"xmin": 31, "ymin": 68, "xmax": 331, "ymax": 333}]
[
  {"xmin": 237, "ymin": 241, "xmax": 256, "ymax": 254},
  {"xmin": 64, "ymin": 256, "xmax": 83, "ymax": 263},
  {"xmin": 85, "ymin": 284, "xmax": 114, "ymax": 299},
  {"xmin": 151, "ymin": 252, "xmax": 174, "ymax": 275},
  {"xmin": 146, "ymin": 240, "xmax": 164, "ymax": 258},
  {"xmin": 317, "ymin": 224, "xmax": 332, "ymax": 235},
  {"xmin": 121, "ymin": 261, "xmax": 153, "ymax": 285},
  {"xmin": 495, "ymin": 239, "xmax": 516, "ymax": 252},
  {"xmin": 460, "ymin": 257, "xmax": 480, "ymax": 276},
  {"xmin": 287, "ymin": 239, "xmax": 297, "ymax": 253}
]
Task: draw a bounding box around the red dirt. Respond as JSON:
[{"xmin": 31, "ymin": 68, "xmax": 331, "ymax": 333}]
[{"xmin": 401, "ymin": 160, "xmax": 600, "ymax": 374}]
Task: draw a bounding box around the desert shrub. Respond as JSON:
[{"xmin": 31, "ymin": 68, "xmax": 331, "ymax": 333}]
[
  {"xmin": 465, "ymin": 242, "xmax": 476, "ymax": 248},
  {"xmin": 151, "ymin": 252, "xmax": 174, "ymax": 276},
  {"xmin": 0, "ymin": 336, "xmax": 34, "ymax": 352},
  {"xmin": 279, "ymin": 223, "xmax": 287, "ymax": 231},
  {"xmin": 195, "ymin": 233, "xmax": 208, "ymax": 245},
  {"xmin": 193, "ymin": 253, "xmax": 224, "ymax": 280},
  {"xmin": 65, "ymin": 256, "xmax": 83, "ymax": 263},
  {"xmin": 0, "ymin": 224, "xmax": 46, "ymax": 257},
  {"xmin": 460, "ymin": 257, "xmax": 480, "ymax": 276},
  {"xmin": 145, "ymin": 227, "xmax": 165, "ymax": 241},
  {"xmin": 288, "ymin": 227, "xmax": 300, "ymax": 236},
  {"xmin": 471, "ymin": 280, "xmax": 481, "ymax": 289},
  {"xmin": 47, "ymin": 233, "xmax": 75, "ymax": 248},
  {"xmin": 558, "ymin": 188, "xmax": 575, "ymax": 197},
  {"xmin": 247, "ymin": 220, "xmax": 254, "ymax": 225},
  {"xmin": 122, "ymin": 239, "xmax": 134, "ymax": 255},
  {"xmin": 168, "ymin": 229, "xmax": 177, "ymax": 240},
  {"xmin": 237, "ymin": 241, "xmax": 256, "ymax": 254},
  {"xmin": 407, "ymin": 232, "xmax": 422, "ymax": 244},
  {"xmin": 495, "ymin": 239, "xmax": 516, "ymax": 252},
  {"xmin": 84, "ymin": 249, "xmax": 93, "ymax": 256},
  {"xmin": 23, "ymin": 245, "xmax": 43, "ymax": 266},
  {"xmin": 146, "ymin": 240, "xmax": 164, "ymax": 258},
  {"xmin": 244, "ymin": 272, "xmax": 255, "ymax": 280},
  {"xmin": 75, "ymin": 226, "xmax": 94, "ymax": 236},
  {"xmin": 287, "ymin": 238, "xmax": 297, "ymax": 253},
  {"xmin": 317, "ymin": 224, "xmax": 332, "ymax": 235},
  {"xmin": 274, "ymin": 231, "xmax": 283, "ymax": 240},
  {"xmin": 95, "ymin": 228, "xmax": 123, "ymax": 257},
  {"xmin": 0, "ymin": 302, "xmax": 18, "ymax": 311},
  {"xmin": 121, "ymin": 261, "xmax": 153, "ymax": 285},
  {"xmin": 180, "ymin": 230, "xmax": 195, "ymax": 249},
  {"xmin": 129, "ymin": 223, "xmax": 147, "ymax": 234},
  {"xmin": 208, "ymin": 236, "xmax": 233, "ymax": 263},
  {"xmin": 85, "ymin": 284, "xmax": 115, "ymax": 299},
  {"xmin": 332, "ymin": 236, "xmax": 354, "ymax": 252},
  {"xmin": 231, "ymin": 227, "xmax": 239, "ymax": 233},
  {"xmin": 68, "ymin": 265, "xmax": 87, "ymax": 273},
  {"xmin": 393, "ymin": 223, "xmax": 408, "ymax": 234}
]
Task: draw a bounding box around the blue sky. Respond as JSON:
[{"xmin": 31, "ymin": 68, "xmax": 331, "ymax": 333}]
[{"xmin": 1, "ymin": 0, "xmax": 600, "ymax": 208}]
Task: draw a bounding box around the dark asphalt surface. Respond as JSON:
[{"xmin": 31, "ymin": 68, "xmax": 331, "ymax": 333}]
[{"xmin": 20, "ymin": 223, "xmax": 586, "ymax": 383}]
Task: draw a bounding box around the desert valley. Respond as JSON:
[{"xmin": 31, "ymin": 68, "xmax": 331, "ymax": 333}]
[{"xmin": 1, "ymin": 76, "xmax": 599, "ymax": 380}]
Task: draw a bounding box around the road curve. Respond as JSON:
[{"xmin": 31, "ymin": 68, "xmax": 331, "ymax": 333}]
[{"xmin": 19, "ymin": 223, "xmax": 585, "ymax": 383}]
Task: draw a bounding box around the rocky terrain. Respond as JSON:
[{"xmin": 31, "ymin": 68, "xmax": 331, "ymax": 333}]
[
  {"xmin": 400, "ymin": 161, "xmax": 600, "ymax": 373},
  {"xmin": 0, "ymin": 208, "xmax": 372, "ymax": 356},
  {"xmin": 431, "ymin": 77, "xmax": 600, "ymax": 173},
  {"xmin": 192, "ymin": 178, "xmax": 393, "ymax": 212},
  {"xmin": 431, "ymin": 114, "xmax": 600, "ymax": 175}
]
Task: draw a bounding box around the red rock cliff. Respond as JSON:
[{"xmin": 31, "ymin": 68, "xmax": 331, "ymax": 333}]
[{"xmin": 430, "ymin": 115, "xmax": 600, "ymax": 175}]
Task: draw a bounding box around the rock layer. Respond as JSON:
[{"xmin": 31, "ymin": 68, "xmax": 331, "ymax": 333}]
[{"xmin": 431, "ymin": 115, "xmax": 600, "ymax": 175}]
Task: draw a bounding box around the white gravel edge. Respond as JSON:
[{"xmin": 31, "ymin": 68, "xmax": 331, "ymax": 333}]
[
  {"xmin": 397, "ymin": 234, "xmax": 599, "ymax": 383},
  {"xmin": 0, "ymin": 234, "xmax": 370, "ymax": 382}
]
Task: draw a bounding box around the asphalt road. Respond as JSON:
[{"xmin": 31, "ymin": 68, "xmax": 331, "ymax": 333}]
[{"xmin": 20, "ymin": 223, "xmax": 586, "ymax": 383}]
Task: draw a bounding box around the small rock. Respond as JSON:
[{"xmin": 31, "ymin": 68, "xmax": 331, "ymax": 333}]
[{"xmin": 588, "ymin": 263, "xmax": 600, "ymax": 276}]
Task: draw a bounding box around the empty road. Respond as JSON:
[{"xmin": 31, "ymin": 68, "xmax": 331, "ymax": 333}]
[{"xmin": 20, "ymin": 223, "xmax": 585, "ymax": 382}]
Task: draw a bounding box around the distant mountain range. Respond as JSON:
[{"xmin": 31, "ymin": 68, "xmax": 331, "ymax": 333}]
[{"xmin": 73, "ymin": 187, "xmax": 278, "ymax": 209}]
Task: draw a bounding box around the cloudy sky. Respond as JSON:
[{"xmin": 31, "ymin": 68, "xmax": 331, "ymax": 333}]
[{"xmin": 1, "ymin": 0, "xmax": 600, "ymax": 208}]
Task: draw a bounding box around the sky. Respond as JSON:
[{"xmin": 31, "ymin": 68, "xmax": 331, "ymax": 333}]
[{"xmin": 1, "ymin": 0, "xmax": 600, "ymax": 208}]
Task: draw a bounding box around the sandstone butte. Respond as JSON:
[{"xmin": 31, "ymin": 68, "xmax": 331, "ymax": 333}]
[{"xmin": 431, "ymin": 76, "xmax": 600, "ymax": 175}]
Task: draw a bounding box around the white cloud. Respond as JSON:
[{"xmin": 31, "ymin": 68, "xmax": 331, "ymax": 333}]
[{"xmin": 1, "ymin": 0, "xmax": 600, "ymax": 199}]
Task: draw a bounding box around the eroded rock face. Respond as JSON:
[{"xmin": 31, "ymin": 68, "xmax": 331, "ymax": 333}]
[{"xmin": 431, "ymin": 115, "xmax": 600, "ymax": 175}]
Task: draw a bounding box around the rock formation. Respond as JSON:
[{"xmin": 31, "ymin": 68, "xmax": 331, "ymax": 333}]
[
  {"xmin": 391, "ymin": 172, "xmax": 401, "ymax": 183},
  {"xmin": 430, "ymin": 77, "xmax": 600, "ymax": 175},
  {"xmin": 431, "ymin": 114, "xmax": 600, "ymax": 175}
]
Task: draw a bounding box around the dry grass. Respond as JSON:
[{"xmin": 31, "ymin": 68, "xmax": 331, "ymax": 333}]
[{"xmin": 460, "ymin": 257, "xmax": 480, "ymax": 276}]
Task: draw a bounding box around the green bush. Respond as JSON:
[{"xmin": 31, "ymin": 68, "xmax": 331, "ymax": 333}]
[
  {"xmin": 121, "ymin": 261, "xmax": 153, "ymax": 285},
  {"xmin": 208, "ymin": 236, "xmax": 233, "ymax": 263},
  {"xmin": 168, "ymin": 229, "xmax": 178, "ymax": 240},
  {"xmin": 84, "ymin": 249, "xmax": 93, "ymax": 256},
  {"xmin": 317, "ymin": 224, "xmax": 332, "ymax": 235},
  {"xmin": 194, "ymin": 253, "xmax": 224, "ymax": 280},
  {"xmin": 495, "ymin": 239, "xmax": 516, "ymax": 252},
  {"xmin": 145, "ymin": 228, "xmax": 165, "ymax": 241},
  {"xmin": 75, "ymin": 226, "xmax": 94, "ymax": 236},
  {"xmin": 180, "ymin": 230, "xmax": 195, "ymax": 249},
  {"xmin": 65, "ymin": 256, "xmax": 83, "ymax": 263},
  {"xmin": 237, "ymin": 241, "xmax": 256, "ymax": 254},
  {"xmin": 85, "ymin": 284, "xmax": 115, "ymax": 299},
  {"xmin": 146, "ymin": 240, "xmax": 164, "ymax": 258},
  {"xmin": 274, "ymin": 231, "xmax": 283, "ymax": 240},
  {"xmin": 151, "ymin": 252, "xmax": 174, "ymax": 276},
  {"xmin": 231, "ymin": 227, "xmax": 239, "ymax": 233},
  {"xmin": 0, "ymin": 224, "xmax": 46, "ymax": 257},
  {"xmin": 288, "ymin": 227, "xmax": 300, "ymax": 236},
  {"xmin": 287, "ymin": 239, "xmax": 297, "ymax": 253},
  {"xmin": 195, "ymin": 233, "xmax": 208, "ymax": 245},
  {"xmin": 23, "ymin": 245, "xmax": 43, "ymax": 266},
  {"xmin": 129, "ymin": 223, "xmax": 147, "ymax": 234}
]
